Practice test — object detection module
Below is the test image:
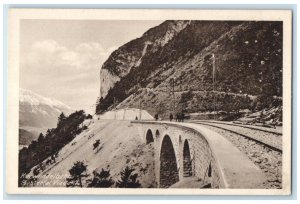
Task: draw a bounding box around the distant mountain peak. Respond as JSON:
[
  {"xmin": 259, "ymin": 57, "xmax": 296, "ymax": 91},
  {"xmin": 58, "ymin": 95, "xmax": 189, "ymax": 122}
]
[
  {"xmin": 20, "ymin": 88, "xmax": 72, "ymax": 111},
  {"xmin": 19, "ymin": 88, "xmax": 74, "ymax": 143}
]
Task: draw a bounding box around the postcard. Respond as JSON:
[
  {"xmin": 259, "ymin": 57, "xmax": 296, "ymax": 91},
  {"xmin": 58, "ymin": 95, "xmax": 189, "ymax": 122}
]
[{"xmin": 6, "ymin": 8, "xmax": 292, "ymax": 195}]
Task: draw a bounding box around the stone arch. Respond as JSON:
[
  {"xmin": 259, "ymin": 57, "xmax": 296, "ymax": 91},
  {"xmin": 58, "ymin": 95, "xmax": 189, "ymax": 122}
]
[
  {"xmin": 155, "ymin": 130, "xmax": 160, "ymax": 138},
  {"xmin": 183, "ymin": 139, "xmax": 192, "ymax": 177},
  {"xmin": 160, "ymin": 135, "xmax": 179, "ymax": 187},
  {"xmin": 208, "ymin": 162, "xmax": 212, "ymax": 177},
  {"xmin": 146, "ymin": 129, "xmax": 154, "ymax": 144}
]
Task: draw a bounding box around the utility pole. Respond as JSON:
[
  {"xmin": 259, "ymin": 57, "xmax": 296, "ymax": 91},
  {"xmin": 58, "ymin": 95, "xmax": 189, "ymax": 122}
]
[
  {"xmin": 137, "ymin": 82, "xmax": 142, "ymax": 120},
  {"xmin": 123, "ymin": 108, "xmax": 126, "ymax": 120},
  {"xmin": 139, "ymin": 97, "xmax": 142, "ymax": 120},
  {"xmin": 171, "ymin": 77, "xmax": 176, "ymax": 116},
  {"xmin": 114, "ymin": 97, "xmax": 116, "ymax": 120},
  {"xmin": 212, "ymin": 53, "xmax": 216, "ymax": 120}
]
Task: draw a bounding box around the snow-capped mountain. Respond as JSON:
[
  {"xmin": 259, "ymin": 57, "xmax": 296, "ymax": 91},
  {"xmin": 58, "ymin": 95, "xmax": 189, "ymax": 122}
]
[
  {"xmin": 19, "ymin": 88, "xmax": 73, "ymax": 146},
  {"xmin": 20, "ymin": 88, "xmax": 72, "ymax": 112}
]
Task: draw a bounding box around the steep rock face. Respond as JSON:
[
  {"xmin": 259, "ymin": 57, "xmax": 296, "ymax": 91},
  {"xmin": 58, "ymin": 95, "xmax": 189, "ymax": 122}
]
[
  {"xmin": 99, "ymin": 20, "xmax": 191, "ymax": 98},
  {"xmin": 99, "ymin": 69, "xmax": 120, "ymax": 100},
  {"xmin": 97, "ymin": 21, "xmax": 282, "ymax": 118}
]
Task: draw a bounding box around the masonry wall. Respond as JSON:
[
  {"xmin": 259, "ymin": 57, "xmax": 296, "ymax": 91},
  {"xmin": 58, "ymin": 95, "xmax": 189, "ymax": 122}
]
[
  {"xmin": 133, "ymin": 122, "xmax": 223, "ymax": 188},
  {"xmin": 100, "ymin": 108, "xmax": 154, "ymax": 120}
]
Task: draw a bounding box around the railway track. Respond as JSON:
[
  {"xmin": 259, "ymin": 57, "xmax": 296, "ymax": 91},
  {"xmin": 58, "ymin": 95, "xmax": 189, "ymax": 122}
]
[
  {"xmin": 189, "ymin": 120, "xmax": 282, "ymax": 189},
  {"xmin": 189, "ymin": 121, "xmax": 282, "ymax": 153},
  {"xmin": 194, "ymin": 120, "xmax": 282, "ymax": 135}
]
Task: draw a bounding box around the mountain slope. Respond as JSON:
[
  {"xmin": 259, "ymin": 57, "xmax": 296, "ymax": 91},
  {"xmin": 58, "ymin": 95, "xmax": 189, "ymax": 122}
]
[
  {"xmin": 19, "ymin": 88, "xmax": 73, "ymax": 145},
  {"xmin": 96, "ymin": 21, "xmax": 282, "ymax": 118},
  {"xmin": 26, "ymin": 120, "xmax": 155, "ymax": 188}
]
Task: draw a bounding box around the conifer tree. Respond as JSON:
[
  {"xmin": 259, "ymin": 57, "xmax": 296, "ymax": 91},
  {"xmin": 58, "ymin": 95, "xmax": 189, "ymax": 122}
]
[
  {"xmin": 116, "ymin": 166, "xmax": 141, "ymax": 188},
  {"xmin": 66, "ymin": 161, "xmax": 88, "ymax": 187},
  {"xmin": 57, "ymin": 112, "xmax": 67, "ymax": 126},
  {"xmin": 88, "ymin": 168, "xmax": 114, "ymax": 188}
]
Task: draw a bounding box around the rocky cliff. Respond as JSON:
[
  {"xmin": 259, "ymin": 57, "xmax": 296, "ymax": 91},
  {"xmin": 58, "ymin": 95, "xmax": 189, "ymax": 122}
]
[
  {"xmin": 96, "ymin": 20, "xmax": 282, "ymax": 118},
  {"xmin": 99, "ymin": 20, "xmax": 191, "ymax": 99}
]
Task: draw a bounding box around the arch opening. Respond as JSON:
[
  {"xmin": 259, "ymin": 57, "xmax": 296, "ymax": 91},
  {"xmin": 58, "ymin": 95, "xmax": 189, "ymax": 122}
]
[
  {"xmin": 183, "ymin": 139, "xmax": 192, "ymax": 177},
  {"xmin": 146, "ymin": 129, "xmax": 154, "ymax": 144},
  {"xmin": 208, "ymin": 162, "xmax": 212, "ymax": 177},
  {"xmin": 155, "ymin": 130, "xmax": 160, "ymax": 138},
  {"xmin": 160, "ymin": 135, "xmax": 179, "ymax": 188}
]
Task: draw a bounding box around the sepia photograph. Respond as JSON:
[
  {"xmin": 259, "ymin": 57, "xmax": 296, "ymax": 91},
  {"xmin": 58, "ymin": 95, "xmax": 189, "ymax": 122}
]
[{"xmin": 6, "ymin": 9, "xmax": 292, "ymax": 195}]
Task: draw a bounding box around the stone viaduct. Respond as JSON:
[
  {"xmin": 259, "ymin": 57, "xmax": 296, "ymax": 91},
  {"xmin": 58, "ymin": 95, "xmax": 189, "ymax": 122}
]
[{"xmin": 132, "ymin": 121, "xmax": 266, "ymax": 189}]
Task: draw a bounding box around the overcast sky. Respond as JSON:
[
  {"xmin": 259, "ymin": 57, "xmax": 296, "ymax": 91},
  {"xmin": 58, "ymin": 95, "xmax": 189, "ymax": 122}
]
[{"xmin": 20, "ymin": 20, "xmax": 164, "ymax": 114}]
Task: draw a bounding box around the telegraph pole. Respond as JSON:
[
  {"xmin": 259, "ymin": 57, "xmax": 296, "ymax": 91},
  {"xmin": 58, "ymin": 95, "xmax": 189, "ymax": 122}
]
[
  {"xmin": 123, "ymin": 108, "xmax": 126, "ymax": 120},
  {"xmin": 173, "ymin": 78, "xmax": 175, "ymax": 116},
  {"xmin": 212, "ymin": 53, "xmax": 216, "ymax": 120},
  {"xmin": 137, "ymin": 82, "xmax": 142, "ymax": 120},
  {"xmin": 114, "ymin": 97, "xmax": 116, "ymax": 120},
  {"xmin": 139, "ymin": 97, "xmax": 142, "ymax": 120},
  {"xmin": 171, "ymin": 77, "xmax": 176, "ymax": 116}
]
